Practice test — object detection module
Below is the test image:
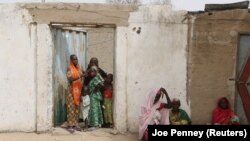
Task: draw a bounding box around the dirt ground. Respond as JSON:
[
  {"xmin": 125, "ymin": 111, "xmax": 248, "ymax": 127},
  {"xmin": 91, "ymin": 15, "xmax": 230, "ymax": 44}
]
[{"xmin": 0, "ymin": 128, "xmax": 138, "ymax": 141}]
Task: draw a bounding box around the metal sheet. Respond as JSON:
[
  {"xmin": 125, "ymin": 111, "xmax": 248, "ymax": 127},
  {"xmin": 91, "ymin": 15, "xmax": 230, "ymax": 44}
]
[
  {"xmin": 52, "ymin": 28, "xmax": 87, "ymax": 126},
  {"xmin": 236, "ymin": 35, "xmax": 250, "ymax": 124}
]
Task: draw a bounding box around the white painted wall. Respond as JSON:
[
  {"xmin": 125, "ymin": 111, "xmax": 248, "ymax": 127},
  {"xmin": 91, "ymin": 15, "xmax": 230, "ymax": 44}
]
[
  {"xmin": 36, "ymin": 24, "xmax": 53, "ymax": 132},
  {"xmin": 45, "ymin": 0, "xmax": 105, "ymax": 3},
  {"xmin": 0, "ymin": 5, "xmax": 53, "ymax": 132},
  {"xmin": 0, "ymin": 4, "xmax": 36, "ymax": 132},
  {"xmin": 113, "ymin": 27, "xmax": 128, "ymax": 132},
  {"xmin": 0, "ymin": 3, "xmax": 189, "ymax": 133},
  {"xmin": 0, "ymin": 0, "xmax": 41, "ymax": 3},
  {"xmin": 125, "ymin": 5, "xmax": 189, "ymax": 132},
  {"xmin": 0, "ymin": 0, "xmax": 246, "ymax": 11}
]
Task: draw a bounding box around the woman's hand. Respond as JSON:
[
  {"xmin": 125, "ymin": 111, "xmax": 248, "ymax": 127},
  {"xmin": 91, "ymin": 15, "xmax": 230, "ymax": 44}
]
[
  {"xmin": 160, "ymin": 88, "xmax": 168, "ymax": 95},
  {"xmin": 94, "ymin": 85, "xmax": 99, "ymax": 92},
  {"xmin": 68, "ymin": 75, "xmax": 82, "ymax": 82},
  {"xmin": 94, "ymin": 83, "xmax": 104, "ymax": 92},
  {"xmin": 160, "ymin": 88, "xmax": 172, "ymax": 108}
]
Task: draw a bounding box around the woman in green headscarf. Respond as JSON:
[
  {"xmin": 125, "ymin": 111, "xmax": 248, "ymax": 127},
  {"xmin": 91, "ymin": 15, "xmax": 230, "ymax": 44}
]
[
  {"xmin": 169, "ymin": 98, "xmax": 191, "ymax": 125},
  {"xmin": 88, "ymin": 66, "xmax": 104, "ymax": 130}
]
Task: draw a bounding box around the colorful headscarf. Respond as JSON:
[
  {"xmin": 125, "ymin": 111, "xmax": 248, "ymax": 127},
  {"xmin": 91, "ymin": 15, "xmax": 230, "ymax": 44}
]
[
  {"xmin": 139, "ymin": 88, "xmax": 170, "ymax": 139},
  {"xmin": 212, "ymin": 97, "xmax": 237, "ymax": 125},
  {"xmin": 69, "ymin": 59, "xmax": 83, "ymax": 106}
]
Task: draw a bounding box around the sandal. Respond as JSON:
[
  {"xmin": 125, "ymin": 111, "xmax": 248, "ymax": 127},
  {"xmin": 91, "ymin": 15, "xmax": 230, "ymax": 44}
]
[
  {"xmin": 66, "ymin": 127, "xmax": 75, "ymax": 134},
  {"xmin": 74, "ymin": 126, "xmax": 82, "ymax": 131}
]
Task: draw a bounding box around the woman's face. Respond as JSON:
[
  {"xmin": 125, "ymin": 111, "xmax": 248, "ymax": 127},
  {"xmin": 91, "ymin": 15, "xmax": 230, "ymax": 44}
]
[
  {"xmin": 105, "ymin": 74, "xmax": 113, "ymax": 84},
  {"xmin": 90, "ymin": 58, "xmax": 98, "ymax": 67},
  {"xmin": 72, "ymin": 56, "xmax": 78, "ymax": 66},
  {"xmin": 172, "ymin": 102, "xmax": 180, "ymax": 111},
  {"xmin": 219, "ymin": 98, "xmax": 229, "ymax": 109}
]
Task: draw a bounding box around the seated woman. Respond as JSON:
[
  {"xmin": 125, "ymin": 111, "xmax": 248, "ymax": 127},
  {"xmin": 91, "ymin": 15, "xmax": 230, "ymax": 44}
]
[
  {"xmin": 139, "ymin": 88, "xmax": 172, "ymax": 141},
  {"xmin": 169, "ymin": 98, "xmax": 191, "ymax": 125},
  {"xmin": 212, "ymin": 97, "xmax": 240, "ymax": 125}
]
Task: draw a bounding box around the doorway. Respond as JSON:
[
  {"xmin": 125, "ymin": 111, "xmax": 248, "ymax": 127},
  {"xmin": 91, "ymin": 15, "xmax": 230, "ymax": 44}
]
[
  {"xmin": 52, "ymin": 25, "xmax": 115, "ymax": 127},
  {"xmin": 52, "ymin": 27, "xmax": 88, "ymax": 126},
  {"xmin": 236, "ymin": 34, "xmax": 250, "ymax": 124}
]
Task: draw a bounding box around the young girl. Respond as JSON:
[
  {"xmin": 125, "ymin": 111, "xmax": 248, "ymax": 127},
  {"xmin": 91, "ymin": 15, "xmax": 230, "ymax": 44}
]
[
  {"xmin": 88, "ymin": 66, "xmax": 104, "ymax": 130},
  {"xmin": 102, "ymin": 74, "xmax": 114, "ymax": 128},
  {"xmin": 80, "ymin": 87, "xmax": 90, "ymax": 131}
]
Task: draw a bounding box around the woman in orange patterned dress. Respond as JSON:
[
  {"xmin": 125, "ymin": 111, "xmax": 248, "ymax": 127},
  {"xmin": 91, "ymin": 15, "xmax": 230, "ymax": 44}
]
[{"xmin": 66, "ymin": 54, "xmax": 84, "ymax": 133}]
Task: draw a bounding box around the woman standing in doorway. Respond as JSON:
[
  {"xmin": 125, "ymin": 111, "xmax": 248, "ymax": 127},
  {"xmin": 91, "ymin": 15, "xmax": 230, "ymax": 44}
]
[
  {"xmin": 85, "ymin": 57, "xmax": 107, "ymax": 128},
  {"xmin": 88, "ymin": 66, "xmax": 104, "ymax": 130},
  {"xmin": 85, "ymin": 57, "xmax": 107, "ymax": 86},
  {"xmin": 66, "ymin": 54, "xmax": 84, "ymax": 133}
]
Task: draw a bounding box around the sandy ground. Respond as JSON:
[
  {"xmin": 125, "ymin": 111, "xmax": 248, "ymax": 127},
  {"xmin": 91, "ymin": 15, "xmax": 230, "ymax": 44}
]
[{"xmin": 0, "ymin": 128, "xmax": 138, "ymax": 141}]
